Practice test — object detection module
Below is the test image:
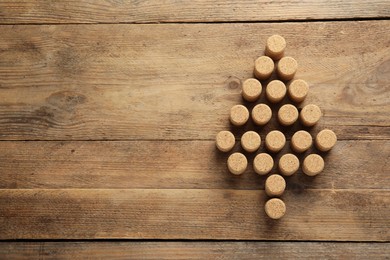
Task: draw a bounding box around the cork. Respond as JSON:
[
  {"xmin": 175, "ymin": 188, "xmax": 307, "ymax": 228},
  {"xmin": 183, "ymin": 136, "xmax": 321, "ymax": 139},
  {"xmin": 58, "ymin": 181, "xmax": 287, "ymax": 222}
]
[
  {"xmin": 265, "ymin": 174, "xmax": 286, "ymax": 197},
  {"xmin": 216, "ymin": 130, "xmax": 235, "ymax": 152},
  {"xmin": 277, "ymin": 56, "xmax": 298, "ymax": 81},
  {"xmin": 265, "ymin": 198, "xmax": 286, "ymax": 220},
  {"xmin": 279, "ymin": 153, "xmax": 299, "ymax": 176},
  {"xmin": 265, "ymin": 130, "xmax": 286, "ymax": 153},
  {"xmin": 266, "ymin": 80, "xmax": 286, "ymax": 103},
  {"xmin": 253, "ymin": 153, "xmax": 274, "ymax": 175},
  {"xmin": 254, "ymin": 56, "xmax": 274, "ymax": 80},
  {"xmin": 252, "ymin": 104, "xmax": 272, "ymax": 126},
  {"xmin": 315, "ymin": 129, "xmax": 337, "ymax": 152},
  {"xmin": 288, "ymin": 79, "xmax": 309, "ymax": 103},
  {"xmin": 303, "ymin": 154, "xmax": 324, "ymax": 176},
  {"xmin": 241, "ymin": 131, "xmax": 261, "ymax": 153},
  {"xmin": 278, "ymin": 104, "xmax": 298, "ymax": 126},
  {"xmin": 230, "ymin": 105, "xmax": 249, "ymax": 126},
  {"xmin": 300, "ymin": 104, "xmax": 322, "ymax": 127},
  {"xmin": 227, "ymin": 152, "xmax": 248, "ymax": 175},
  {"xmin": 242, "ymin": 78, "xmax": 262, "ymax": 102},
  {"xmin": 291, "ymin": 130, "xmax": 312, "ymax": 153},
  {"xmin": 265, "ymin": 35, "xmax": 286, "ymax": 61}
]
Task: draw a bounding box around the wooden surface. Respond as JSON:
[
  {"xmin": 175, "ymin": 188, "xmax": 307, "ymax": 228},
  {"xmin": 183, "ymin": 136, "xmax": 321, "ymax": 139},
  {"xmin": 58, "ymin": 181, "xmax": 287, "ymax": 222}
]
[{"xmin": 0, "ymin": 0, "xmax": 389, "ymax": 258}]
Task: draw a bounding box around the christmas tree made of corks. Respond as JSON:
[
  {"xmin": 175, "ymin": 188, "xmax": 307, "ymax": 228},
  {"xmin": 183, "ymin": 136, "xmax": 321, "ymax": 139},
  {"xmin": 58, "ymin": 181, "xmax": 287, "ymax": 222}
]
[{"xmin": 215, "ymin": 35, "xmax": 337, "ymax": 220}]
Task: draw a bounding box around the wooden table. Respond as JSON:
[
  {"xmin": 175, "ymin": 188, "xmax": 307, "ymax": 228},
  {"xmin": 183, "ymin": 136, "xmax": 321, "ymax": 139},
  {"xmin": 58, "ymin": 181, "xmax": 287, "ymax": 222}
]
[{"xmin": 0, "ymin": 1, "xmax": 389, "ymax": 258}]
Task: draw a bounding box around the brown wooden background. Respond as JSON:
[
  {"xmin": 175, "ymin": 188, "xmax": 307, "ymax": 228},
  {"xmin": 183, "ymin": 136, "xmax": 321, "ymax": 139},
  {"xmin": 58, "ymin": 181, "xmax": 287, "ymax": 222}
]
[{"xmin": 0, "ymin": 1, "xmax": 389, "ymax": 259}]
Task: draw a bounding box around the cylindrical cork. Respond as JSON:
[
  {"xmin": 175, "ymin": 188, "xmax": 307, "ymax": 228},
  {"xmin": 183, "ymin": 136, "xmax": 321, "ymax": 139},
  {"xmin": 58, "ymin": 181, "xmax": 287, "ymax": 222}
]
[
  {"xmin": 265, "ymin": 130, "xmax": 286, "ymax": 153},
  {"xmin": 265, "ymin": 174, "xmax": 286, "ymax": 197},
  {"xmin": 254, "ymin": 56, "xmax": 274, "ymax": 80},
  {"xmin": 227, "ymin": 152, "xmax": 248, "ymax": 175},
  {"xmin": 253, "ymin": 153, "xmax": 274, "ymax": 175},
  {"xmin": 241, "ymin": 131, "xmax": 261, "ymax": 153},
  {"xmin": 216, "ymin": 130, "xmax": 235, "ymax": 152},
  {"xmin": 252, "ymin": 104, "xmax": 272, "ymax": 126},
  {"xmin": 265, "ymin": 198, "xmax": 286, "ymax": 220},
  {"xmin": 230, "ymin": 105, "xmax": 249, "ymax": 126},
  {"xmin": 315, "ymin": 129, "xmax": 337, "ymax": 152},
  {"xmin": 291, "ymin": 130, "xmax": 312, "ymax": 153},
  {"xmin": 277, "ymin": 56, "xmax": 298, "ymax": 81},
  {"xmin": 278, "ymin": 104, "xmax": 298, "ymax": 126},
  {"xmin": 288, "ymin": 79, "xmax": 309, "ymax": 103},
  {"xmin": 303, "ymin": 154, "xmax": 324, "ymax": 176},
  {"xmin": 279, "ymin": 153, "xmax": 299, "ymax": 176},
  {"xmin": 266, "ymin": 80, "xmax": 287, "ymax": 103},
  {"xmin": 265, "ymin": 35, "xmax": 286, "ymax": 61},
  {"xmin": 242, "ymin": 78, "xmax": 262, "ymax": 102},
  {"xmin": 300, "ymin": 104, "xmax": 322, "ymax": 127}
]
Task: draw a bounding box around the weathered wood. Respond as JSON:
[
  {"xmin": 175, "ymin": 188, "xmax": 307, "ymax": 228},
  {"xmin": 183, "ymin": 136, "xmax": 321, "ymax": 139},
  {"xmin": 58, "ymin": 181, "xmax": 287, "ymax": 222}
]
[
  {"xmin": 1, "ymin": 241, "xmax": 389, "ymax": 259},
  {"xmin": 0, "ymin": 21, "xmax": 389, "ymax": 140},
  {"xmin": 0, "ymin": 189, "xmax": 388, "ymax": 240},
  {"xmin": 0, "ymin": 0, "xmax": 389, "ymax": 24},
  {"xmin": 0, "ymin": 140, "xmax": 388, "ymax": 190}
]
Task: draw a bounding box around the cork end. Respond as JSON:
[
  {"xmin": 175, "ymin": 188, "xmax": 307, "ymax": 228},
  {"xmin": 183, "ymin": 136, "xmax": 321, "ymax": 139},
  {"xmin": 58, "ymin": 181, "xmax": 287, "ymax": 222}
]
[{"xmin": 265, "ymin": 198, "xmax": 286, "ymax": 219}]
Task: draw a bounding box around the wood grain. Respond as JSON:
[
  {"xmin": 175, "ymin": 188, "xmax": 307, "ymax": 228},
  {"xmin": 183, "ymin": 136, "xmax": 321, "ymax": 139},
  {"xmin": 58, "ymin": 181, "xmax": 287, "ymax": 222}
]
[
  {"xmin": 0, "ymin": 189, "xmax": 388, "ymax": 240},
  {"xmin": 0, "ymin": 0, "xmax": 389, "ymax": 24},
  {"xmin": 0, "ymin": 140, "xmax": 388, "ymax": 190},
  {"xmin": 1, "ymin": 241, "xmax": 389, "ymax": 259},
  {"xmin": 0, "ymin": 21, "xmax": 389, "ymax": 140}
]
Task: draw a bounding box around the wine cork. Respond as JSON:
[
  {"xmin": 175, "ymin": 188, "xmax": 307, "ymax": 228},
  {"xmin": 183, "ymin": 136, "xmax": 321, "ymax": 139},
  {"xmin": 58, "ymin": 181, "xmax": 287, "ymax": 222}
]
[
  {"xmin": 279, "ymin": 153, "xmax": 299, "ymax": 176},
  {"xmin": 300, "ymin": 104, "xmax": 322, "ymax": 127},
  {"xmin": 227, "ymin": 152, "xmax": 248, "ymax": 175},
  {"xmin": 265, "ymin": 198, "xmax": 286, "ymax": 220},
  {"xmin": 265, "ymin": 174, "xmax": 286, "ymax": 197},
  {"xmin": 253, "ymin": 153, "xmax": 274, "ymax": 175},
  {"xmin": 254, "ymin": 56, "xmax": 274, "ymax": 80},
  {"xmin": 277, "ymin": 56, "xmax": 298, "ymax": 81},
  {"xmin": 265, "ymin": 130, "xmax": 286, "ymax": 153},
  {"xmin": 303, "ymin": 154, "xmax": 324, "ymax": 176},
  {"xmin": 266, "ymin": 80, "xmax": 286, "ymax": 103},
  {"xmin": 241, "ymin": 131, "xmax": 261, "ymax": 153},
  {"xmin": 265, "ymin": 35, "xmax": 286, "ymax": 61},
  {"xmin": 216, "ymin": 130, "xmax": 235, "ymax": 152},
  {"xmin": 252, "ymin": 104, "xmax": 272, "ymax": 126},
  {"xmin": 230, "ymin": 105, "xmax": 249, "ymax": 126},
  {"xmin": 242, "ymin": 78, "xmax": 262, "ymax": 102},
  {"xmin": 315, "ymin": 129, "xmax": 337, "ymax": 152},
  {"xmin": 278, "ymin": 104, "xmax": 298, "ymax": 126},
  {"xmin": 291, "ymin": 130, "xmax": 312, "ymax": 153},
  {"xmin": 288, "ymin": 79, "xmax": 309, "ymax": 103}
]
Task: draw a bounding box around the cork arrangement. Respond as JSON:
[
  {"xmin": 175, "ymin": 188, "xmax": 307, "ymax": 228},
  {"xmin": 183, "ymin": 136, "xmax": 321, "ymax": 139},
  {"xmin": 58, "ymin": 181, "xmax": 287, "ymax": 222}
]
[{"xmin": 215, "ymin": 35, "xmax": 337, "ymax": 220}]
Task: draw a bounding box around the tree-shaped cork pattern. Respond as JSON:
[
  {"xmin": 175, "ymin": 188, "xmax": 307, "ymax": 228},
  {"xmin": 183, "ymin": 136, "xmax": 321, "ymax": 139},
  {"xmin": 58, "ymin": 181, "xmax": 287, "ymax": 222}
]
[{"xmin": 215, "ymin": 35, "xmax": 337, "ymax": 220}]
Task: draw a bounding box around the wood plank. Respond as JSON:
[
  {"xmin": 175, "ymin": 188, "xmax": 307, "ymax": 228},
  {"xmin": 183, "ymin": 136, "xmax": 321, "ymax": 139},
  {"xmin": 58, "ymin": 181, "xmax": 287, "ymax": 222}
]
[
  {"xmin": 0, "ymin": 1, "xmax": 389, "ymax": 24},
  {"xmin": 0, "ymin": 21, "xmax": 389, "ymax": 140},
  {"xmin": 0, "ymin": 140, "xmax": 388, "ymax": 190},
  {"xmin": 1, "ymin": 241, "xmax": 389, "ymax": 259},
  {"xmin": 0, "ymin": 189, "xmax": 388, "ymax": 240}
]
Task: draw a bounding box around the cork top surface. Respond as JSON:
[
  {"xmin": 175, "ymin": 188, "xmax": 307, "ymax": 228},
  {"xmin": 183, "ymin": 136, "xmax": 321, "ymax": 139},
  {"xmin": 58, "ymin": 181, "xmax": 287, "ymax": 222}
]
[
  {"xmin": 253, "ymin": 153, "xmax": 274, "ymax": 175},
  {"xmin": 265, "ymin": 198, "xmax": 286, "ymax": 220},
  {"xmin": 277, "ymin": 56, "xmax": 298, "ymax": 76},
  {"xmin": 265, "ymin": 174, "xmax": 286, "ymax": 197},
  {"xmin": 230, "ymin": 105, "xmax": 249, "ymax": 126},
  {"xmin": 241, "ymin": 131, "xmax": 261, "ymax": 152},
  {"xmin": 316, "ymin": 129, "xmax": 337, "ymax": 152},
  {"xmin": 252, "ymin": 104, "xmax": 272, "ymax": 125},
  {"xmin": 227, "ymin": 152, "xmax": 248, "ymax": 175},
  {"xmin": 300, "ymin": 104, "xmax": 322, "ymax": 126},
  {"xmin": 242, "ymin": 78, "xmax": 262, "ymax": 102},
  {"xmin": 216, "ymin": 130, "xmax": 235, "ymax": 152},
  {"xmin": 291, "ymin": 130, "xmax": 313, "ymax": 153},
  {"xmin": 279, "ymin": 153, "xmax": 299, "ymax": 176},
  {"xmin": 278, "ymin": 104, "xmax": 298, "ymax": 126},
  {"xmin": 288, "ymin": 79, "xmax": 309, "ymax": 102},
  {"xmin": 266, "ymin": 35, "xmax": 286, "ymax": 57},
  {"xmin": 266, "ymin": 80, "xmax": 287, "ymax": 103},
  {"xmin": 265, "ymin": 130, "xmax": 286, "ymax": 152},
  {"xmin": 254, "ymin": 56, "xmax": 274, "ymax": 79},
  {"xmin": 303, "ymin": 154, "xmax": 324, "ymax": 176}
]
